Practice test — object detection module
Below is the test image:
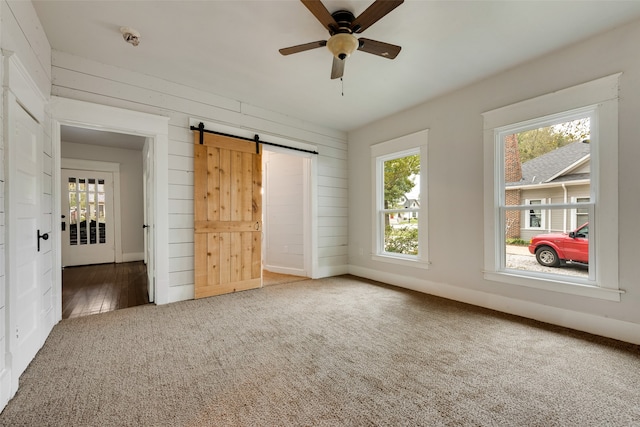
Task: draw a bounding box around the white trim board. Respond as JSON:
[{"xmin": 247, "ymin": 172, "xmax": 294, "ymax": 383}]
[
  {"xmin": 50, "ymin": 97, "xmax": 170, "ymax": 312},
  {"xmin": 349, "ymin": 265, "xmax": 640, "ymax": 345}
]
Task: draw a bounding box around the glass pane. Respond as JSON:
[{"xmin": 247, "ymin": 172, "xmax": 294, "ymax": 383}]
[
  {"xmin": 528, "ymin": 200, "xmax": 542, "ymax": 228},
  {"xmin": 68, "ymin": 177, "xmax": 78, "ymax": 245},
  {"xmin": 90, "ymin": 218, "xmax": 97, "ymax": 244},
  {"xmin": 80, "ymin": 219, "xmax": 87, "ymax": 245},
  {"xmin": 97, "ymin": 179, "xmax": 106, "ymax": 244},
  {"xmin": 383, "ymin": 154, "xmax": 420, "ymax": 210},
  {"xmin": 383, "ymin": 212, "xmax": 419, "ymax": 256},
  {"xmin": 504, "ymin": 208, "xmax": 589, "ymax": 278},
  {"xmin": 504, "ymin": 117, "xmax": 591, "ymax": 204},
  {"xmin": 99, "ymin": 222, "xmax": 106, "ymax": 244}
]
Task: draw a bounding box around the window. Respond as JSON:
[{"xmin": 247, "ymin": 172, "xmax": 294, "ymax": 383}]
[
  {"xmin": 371, "ymin": 130, "xmax": 428, "ymax": 267},
  {"xmin": 525, "ymin": 199, "xmax": 544, "ymax": 229},
  {"xmin": 574, "ymin": 197, "xmax": 590, "ymax": 229},
  {"xmin": 483, "ymin": 74, "xmax": 621, "ymax": 301}
]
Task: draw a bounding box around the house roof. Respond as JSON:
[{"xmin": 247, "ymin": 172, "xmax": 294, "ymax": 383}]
[{"xmin": 507, "ymin": 140, "xmax": 590, "ymax": 187}]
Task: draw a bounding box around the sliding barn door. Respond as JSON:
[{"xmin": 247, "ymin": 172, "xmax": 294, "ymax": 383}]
[{"xmin": 193, "ymin": 132, "xmax": 262, "ymax": 298}]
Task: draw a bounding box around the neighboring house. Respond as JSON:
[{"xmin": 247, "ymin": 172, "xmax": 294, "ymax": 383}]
[
  {"xmin": 505, "ymin": 140, "xmax": 590, "ymax": 241},
  {"xmin": 397, "ymin": 195, "xmax": 420, "ymax": 219}
]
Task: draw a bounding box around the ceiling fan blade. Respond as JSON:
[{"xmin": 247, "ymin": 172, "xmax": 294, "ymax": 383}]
[
  {"xmin": 301, "ymin": 0, "xmax": 338, "ymax": 33},
  {"xmin": 357, "ymin": 38, "xmax": 401, "ymax": 59},
  {"xmin": 279, "ymin": 40, "xmax": 327, "ymax": 56},
  {"xmin": 331, "ymin": 56, "xmax": 345, "ymax": 79},
  {"xmin": 351, "ymin": 0, "xmax": 404, "ymax": 33}
]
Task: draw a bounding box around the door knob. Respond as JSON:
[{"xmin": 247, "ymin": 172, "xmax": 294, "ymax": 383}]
[
  {"xmin": 143, "ymin": 224, "xmax": 149, "ymax": 229},
  {"xmin": 37, "ymin": 229, "xmax": 49, "ymax": 252}
]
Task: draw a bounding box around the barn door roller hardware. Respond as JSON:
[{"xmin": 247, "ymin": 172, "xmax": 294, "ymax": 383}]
[{"xmin": 190, "ymin": 122, "xmax": 318, "ymax": 155}]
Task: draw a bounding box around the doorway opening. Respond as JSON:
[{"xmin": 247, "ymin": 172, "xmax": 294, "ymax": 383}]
[
  {"xmin": 59, "ymin": 125, "xmax": 150, "ymax": 318},
  {"xmin": 188, "ymin": 117, "xmax": 318, "ymax": 292},
  {"xmin": 262, "ymin": 149, "xmax": 312, "ymax": 285}
]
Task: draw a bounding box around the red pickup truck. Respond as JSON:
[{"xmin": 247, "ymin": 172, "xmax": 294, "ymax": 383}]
[{"xmin": 528, "ymin": 223, "xmax": 589, "ymax": 267}]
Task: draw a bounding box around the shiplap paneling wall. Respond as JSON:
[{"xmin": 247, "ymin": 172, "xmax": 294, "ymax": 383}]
[
  {"xmin": 50, "ymin": 50, "xmax": 348, "ymax": 302},
  {"xmin": 0, "ymin": 0, "xmax": 53, "ymax": 409}
]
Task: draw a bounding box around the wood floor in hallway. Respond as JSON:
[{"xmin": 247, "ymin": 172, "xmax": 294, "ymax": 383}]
[
  {"xmin": 62, "ymin": 261, "xmax": 150, "ymax": 319},
  {"xmin": 62, "ymin": 265, "xmax": 309, "ymax": 319}
]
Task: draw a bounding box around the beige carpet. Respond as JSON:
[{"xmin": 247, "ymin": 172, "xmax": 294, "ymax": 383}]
[{"xmin": 1, "ymin": 275, "xmax": 639, "ymax": 426}]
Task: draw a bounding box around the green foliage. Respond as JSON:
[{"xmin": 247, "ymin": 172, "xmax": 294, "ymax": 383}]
[
  {"xmin": 384, "ymin": 154, "xmax": 420, "ymax": 208},
  {"xmin": 505, "ymin": 238, "xmax": 529, "ymax": 246},
  {"xmin": 517, "ymin": 118, "xmax": 590, "ymax": 163},
  {"xmin": 385, "ymin": 226, "xmax": 418, "ymax": 255}
]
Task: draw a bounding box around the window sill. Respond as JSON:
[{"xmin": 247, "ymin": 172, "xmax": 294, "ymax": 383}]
[
  {"xmin": 371, "ymin": 254, "xmax": 430, "ymax": 269},
  {"xmin": 483, "ymin": 270, "xmax": 622, "ymax": 302}
]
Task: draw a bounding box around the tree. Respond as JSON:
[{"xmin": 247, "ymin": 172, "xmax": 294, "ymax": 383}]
[
  {"xmin": 382, "ymin": 154, "xmax": 420, "ymax": 255},
  {"xmin": 384, "ymin": 154, "xmax": 420, "ymax": 209},
  {"xmin": 517, "ymin": 118, "xmax": 590, "ymax": 163}
]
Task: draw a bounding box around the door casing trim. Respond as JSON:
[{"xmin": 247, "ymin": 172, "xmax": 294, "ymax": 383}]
[{"xmin": 50, "ymin": 97, "xmax": 170, "ymax": 319}]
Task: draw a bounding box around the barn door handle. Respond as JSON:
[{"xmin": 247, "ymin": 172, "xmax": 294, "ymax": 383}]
[
  {"xmin": 255, "ymin": 221, "xmax": 260, "ymax": 231},
  {"xmin": 37, "ymin": 229, "xmax": 49, "ymax": 252}
]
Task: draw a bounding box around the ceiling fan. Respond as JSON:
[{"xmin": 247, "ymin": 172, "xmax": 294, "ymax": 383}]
[{"xmin": 279, "ymin": 0, "xmax": 404, "ymax": 79}]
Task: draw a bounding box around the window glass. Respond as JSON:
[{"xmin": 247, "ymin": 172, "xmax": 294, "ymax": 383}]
[
  {"xmin": 501, "ymin": 117, "xmax": 592, "ymax": 281},
  {"xmin": 371, "ymin": 129, "xmax": 428, "ymax": 266},
  {"xmin": 483, "ymin": 74, "xmax": 620, "ymax": 300},
  {"xmin": 381, "ymin": 153, "xmax": 420, "ymax": 257}
]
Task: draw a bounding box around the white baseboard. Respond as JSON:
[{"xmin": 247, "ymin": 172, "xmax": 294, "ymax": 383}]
[
  {"xmin": 349, "ymin": 265, "xmax": 640, "ymax": 345},
  {"xmin": 314, "ymin": 265, "xmax": 349, "ymax": 279},
  {"xmin": 122, "ymin": 252, "xmax": 144, "ymax": 262},
  {"xmin": 167, "ymin": 284, "xmax": 194, "ymax": 304},
  {"xmin": 263, "ymin": 265, "xmax": 306, "ymax": 277}
]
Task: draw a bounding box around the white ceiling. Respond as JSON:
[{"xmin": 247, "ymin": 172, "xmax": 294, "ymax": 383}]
[{"xmin": 34, "ymin": 1, "xmax": 640, "ymax": 132}]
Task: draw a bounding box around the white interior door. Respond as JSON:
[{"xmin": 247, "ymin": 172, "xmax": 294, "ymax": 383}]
[
  {"xmin": 143, "ymin": 139, "xmax": 155, "ymax": 302},
  {"xmin": 61, "ymin": 169, "xmax": 115, "ymax": 266},
  {"xmin": 8, "ymin": 100, "xmax": 44, "ymax": 379}
]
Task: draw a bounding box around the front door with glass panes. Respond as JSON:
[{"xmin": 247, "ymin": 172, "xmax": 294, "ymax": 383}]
[{"xmin": 61, "ymin": 169, "xmax": 115, "ymax": 266}]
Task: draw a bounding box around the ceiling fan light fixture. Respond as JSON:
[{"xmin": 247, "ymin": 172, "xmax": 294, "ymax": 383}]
[{"xmin": 327, "ymin": 33, "xmax": 358, "ymax": 60}]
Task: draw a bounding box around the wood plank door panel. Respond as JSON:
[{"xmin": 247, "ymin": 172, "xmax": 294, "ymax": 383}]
[{"xmin": 194, "ymin": 133, "xmax": 262, "ymax": 298}]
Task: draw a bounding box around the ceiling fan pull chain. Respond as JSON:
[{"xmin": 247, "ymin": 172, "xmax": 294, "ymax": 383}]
[{"xmin": 341, "ymin": 77, "xmax": 344, "ymax": 97}]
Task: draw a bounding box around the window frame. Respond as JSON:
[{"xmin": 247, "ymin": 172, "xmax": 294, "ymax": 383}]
[
  {"xmin": 482, "ymin": 74, "xmax": 622, "ymax": 301},
  {"xmin": 572, "ymin": 197, "xmax": 590, "ymax": 230},
  {"xmin": 524, "ymin": 199, "xmax": 545, "ymax": 229},
  {"xmin": 371, "ymin": 129, "xmax": 429, "ymax": 268}
]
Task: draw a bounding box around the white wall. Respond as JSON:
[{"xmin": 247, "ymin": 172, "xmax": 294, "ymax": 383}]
[
  {"xmin": 0, "ymin": 0, "xmax": 52, "ymax": 409},
  {"xmin": 50, "ymin": 50, "xmax": 349, "ymax": 302},
  {"xmin": 348, "ymin": 19, "xmax": 640, "ymax": 343},
  {"xmin": 61, "ymin": 141, "xmax": 144, "ymax": 260},
  {"xmin": 263, "ymin": 150, "xmax": 305, "ymax": 275}
]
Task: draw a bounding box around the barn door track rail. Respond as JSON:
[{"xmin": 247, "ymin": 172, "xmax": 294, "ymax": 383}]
[{"xmin": 191, "ymin": 122, "xmax": 318, "ymax": 155}]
